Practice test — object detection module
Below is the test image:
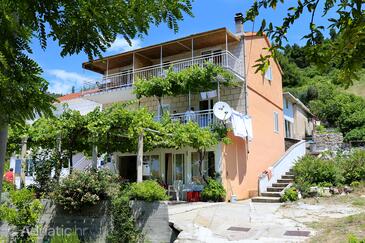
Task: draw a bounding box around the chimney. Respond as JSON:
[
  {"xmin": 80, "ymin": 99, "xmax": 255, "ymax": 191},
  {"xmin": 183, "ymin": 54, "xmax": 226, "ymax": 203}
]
[{"xmin": 234, "ymin": 13, "xmax": 244, "ymax": 34}]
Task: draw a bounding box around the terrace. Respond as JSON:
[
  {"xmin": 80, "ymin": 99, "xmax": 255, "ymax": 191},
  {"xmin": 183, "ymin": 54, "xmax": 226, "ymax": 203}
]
[{"xmin": 81, "ymin": 28, "xmax": 245, "ymax": 104}]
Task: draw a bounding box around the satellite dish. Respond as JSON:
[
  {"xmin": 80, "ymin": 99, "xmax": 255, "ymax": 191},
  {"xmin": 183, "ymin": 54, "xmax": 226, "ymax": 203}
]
[{"xmin": 213, "ymin": 101, "xmax": 232, "ymax": 120}]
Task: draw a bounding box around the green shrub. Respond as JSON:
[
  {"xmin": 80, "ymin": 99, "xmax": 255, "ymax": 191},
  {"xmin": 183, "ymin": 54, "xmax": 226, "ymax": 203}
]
[
  {"xmin": 127, "ymin": 180, "xmax": 169, "ymax": 202},
  {"xmin": 293, "ymin": 155, "xmax": 343, "ymax": 186},
  {"xmin": 339, "ymin": 150, "xmax": 365, "ymax": 185},
  {"xmin": 201, "ymin": 178, "xmax": 226, "ymax": 202},
  {"xmin": 2, "ymin": 180, "xmax": 15, "ymax": 192},
  {"xmin": 293, "ymin": 181, "xmax": 312, "ymax": 198},
  {"xmin": 281, "ymin": 187, "xmax": 299, "ymax": 202},
  {"xmin": 108, "ymin": 187, "xmax": 141, "ymax": 243},
  {"xmin": 350, "ymin": 181, "xmax": 361, "ymax": 188},
  {"xmin": 0, "ymin": 189, "xmax": 43, "ymax": 241},
  {"xmin": 348, "ymin": 234, "xmax": 365, "ymax": 243},
  {"xmin": 54, "ymin": 169, "xmax": 119, "ymax": 211},
  {"xmin": 51, "ymin": 231, "xmax": 80, "ymax": 243}
]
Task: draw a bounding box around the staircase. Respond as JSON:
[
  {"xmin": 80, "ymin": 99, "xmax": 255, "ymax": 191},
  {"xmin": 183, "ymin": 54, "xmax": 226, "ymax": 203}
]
[{"xmin": 251, "ymin": 170, "xmax": 295, "ymax": 203}]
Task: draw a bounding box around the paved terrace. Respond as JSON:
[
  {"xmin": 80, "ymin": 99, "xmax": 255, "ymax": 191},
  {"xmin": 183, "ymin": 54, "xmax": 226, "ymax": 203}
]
[{"xmin": 168, "ymin": 200, "xmax": 364, "ymax": 242}]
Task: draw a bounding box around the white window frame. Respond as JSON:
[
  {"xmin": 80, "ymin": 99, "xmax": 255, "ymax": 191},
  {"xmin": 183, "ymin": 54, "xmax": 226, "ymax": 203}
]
[{"xmin": 274, "ymin": 112, "xmax": 279, "ymax": 133}]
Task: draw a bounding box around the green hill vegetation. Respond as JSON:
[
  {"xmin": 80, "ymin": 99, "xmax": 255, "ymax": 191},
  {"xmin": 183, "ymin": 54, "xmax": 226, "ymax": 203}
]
[{"xmin": 278, "ymin": 38, "xmax": 365, "ymax": 141}]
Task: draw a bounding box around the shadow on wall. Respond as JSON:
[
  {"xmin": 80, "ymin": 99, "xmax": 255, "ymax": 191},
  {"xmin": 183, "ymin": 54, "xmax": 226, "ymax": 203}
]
[{"xmin": 224, "ymin": 132, "xmax": 248, "ymax": 196}]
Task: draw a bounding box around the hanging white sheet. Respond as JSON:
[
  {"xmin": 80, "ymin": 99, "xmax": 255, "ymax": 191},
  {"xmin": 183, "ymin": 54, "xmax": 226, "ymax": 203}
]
[
  {"xmin": 231, "ymin": 110, "xmax": 247, "ymax": 138},
  {"xmin": 243, "ymin": 115, "xmax": 253, "ymax": 141}
]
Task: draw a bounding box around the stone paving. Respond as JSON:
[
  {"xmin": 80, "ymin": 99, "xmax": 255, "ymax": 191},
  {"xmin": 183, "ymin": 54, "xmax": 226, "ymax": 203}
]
[{"xmin": 169, "ymin": 200, "xmax": 364, "ymax": 243}]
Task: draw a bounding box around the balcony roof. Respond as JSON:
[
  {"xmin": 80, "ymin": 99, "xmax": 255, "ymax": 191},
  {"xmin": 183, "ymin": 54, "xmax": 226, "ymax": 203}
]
[{"xmin": 83, "ymin": 27, "xmax": 240, "ymax": 74}]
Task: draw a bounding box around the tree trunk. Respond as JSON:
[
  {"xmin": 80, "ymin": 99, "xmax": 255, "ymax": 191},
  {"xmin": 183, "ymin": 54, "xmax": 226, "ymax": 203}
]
[
  {"xmin": 53, "ymin": 150, "xmax": 62, "ymax": 181},
  {"xmin": 198, "ymin": 150, "xmax": 208, "ymax": 184},
  {"xmin": 157, "ymin": 96, "xmax": 163, "ymax": 116},
  {"xmin": 0, "ymin": 124, "xmax": 9, "ymax": 201},
  {"xmin": 136, "ymin": 133, "xmax": 143, "ymax": 183},
  {"xmin": 69, "ymin": 151, "xmax": 73, "ymax": 174},
  {"xmin": 92, "ymin": 145, "xmax": 98, "ymax": 170}
]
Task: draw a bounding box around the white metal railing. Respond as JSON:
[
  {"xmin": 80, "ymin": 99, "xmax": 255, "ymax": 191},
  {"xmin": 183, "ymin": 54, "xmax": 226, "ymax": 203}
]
[
  {"xmin": 258, "ymin": 140, "xmax": 306, "ymax": 195},
  {"xmin": 82, "ymin": 51, "xmax": 243, "ymax": 94},
  {"xmin": 156, "ymin": 109, "xmax": 215, "ymax": 128}
]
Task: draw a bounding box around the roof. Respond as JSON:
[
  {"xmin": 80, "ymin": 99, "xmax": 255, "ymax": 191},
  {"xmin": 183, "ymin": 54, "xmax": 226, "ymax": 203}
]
[
  {"xmin": 83, "ymin": 27, "xmax": 241, "ymax": 74},
  {"xmin": 58, "ymin": 89, "xmax": 98, "ymax": 102},
  {"xmin": 58, "ymin": 92, "xmax": 82, "ymax": 102},
  {"xmin": 283, "ymin": 92, "xmax": 314, "ymax": 117}
]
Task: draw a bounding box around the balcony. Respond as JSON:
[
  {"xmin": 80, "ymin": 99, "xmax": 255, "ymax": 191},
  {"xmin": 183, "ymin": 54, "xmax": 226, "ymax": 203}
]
[
  {"xmin": 157, "ymin": 109, "xmax": 216, "ymax": 128},
  {"xmin": 82, "ymin": 51, "xmax": 243, "ymax": 94}
]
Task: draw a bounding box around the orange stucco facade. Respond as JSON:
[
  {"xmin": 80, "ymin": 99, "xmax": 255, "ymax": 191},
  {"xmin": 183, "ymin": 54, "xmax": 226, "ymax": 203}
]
[{"xmin": 222, "ymin": 34, "xmax": 285, "ymax": 200}]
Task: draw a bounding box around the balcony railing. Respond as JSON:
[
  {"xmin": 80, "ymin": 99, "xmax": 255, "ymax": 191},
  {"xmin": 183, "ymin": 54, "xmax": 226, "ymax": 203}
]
[
  {"xmin": 82, "ymin": 51, "xmax": 243, "ymax": 94},
  {"xmin": 156, "ymin": 109, "xmax": 216, "ymax": 128}
]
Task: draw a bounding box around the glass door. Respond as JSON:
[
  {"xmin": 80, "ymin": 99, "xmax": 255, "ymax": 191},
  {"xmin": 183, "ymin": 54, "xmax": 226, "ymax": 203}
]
[{"xmin": 174, "ymin": 154, "xmax": 185, "ymax": 183}]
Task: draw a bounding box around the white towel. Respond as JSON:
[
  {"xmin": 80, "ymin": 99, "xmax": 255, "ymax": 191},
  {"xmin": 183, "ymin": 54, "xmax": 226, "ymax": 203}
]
[
  {"xmin": 243, "ymin": 115, "xmax": 253, "ymax": 141},
  {"xmin": 231, "ymin": 110, "xmax": 247, "ymax": 138}
]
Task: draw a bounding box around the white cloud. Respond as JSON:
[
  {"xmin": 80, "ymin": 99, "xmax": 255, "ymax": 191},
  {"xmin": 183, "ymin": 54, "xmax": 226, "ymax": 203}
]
[
  {"xmin": 107, "ymin": 37, "xmax": 142, "ymax": 53},
  {"xmin": 48, "ymin": 80, "xmax": 74, "ymax": 95},
  {"xmin": 46, "ymin": 69, "xmax": 96, "ymax": 94}
]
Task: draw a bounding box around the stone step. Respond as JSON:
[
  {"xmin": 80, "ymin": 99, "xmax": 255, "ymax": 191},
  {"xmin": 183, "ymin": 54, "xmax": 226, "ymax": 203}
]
[
  {"xmin": 277, "ymin": 179, "xmax": 293, "ymax": 183},
  {"xmin": 267, "ymin": 187, "xmax": 285, "ymax": 192},
  {"xmin": 285, "ymin": 171, "xmax": 294, "ymax": 176},
  {"xmin": 272, "ymin": 182, "xmax": 289, "ymax": 187},
  {"xmin": 261, "ymin": 192, "xmax": 281, "ymax": 197},
  {"xmin": 251, "ymin": 196, "xmax": 281, "ymax": 203},
  {"xmin": 282, "ymin": 175, "xmax": 294, "ymax": 180}
]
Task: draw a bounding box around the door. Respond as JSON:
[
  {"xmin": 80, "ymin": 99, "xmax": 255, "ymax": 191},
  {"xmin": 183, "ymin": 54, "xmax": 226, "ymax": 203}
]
[
  {"xmin": 199, "ymin": 100, "xmax": 214, "ymax": 127},
  {"xmin": 165, "ymin": 153, "xmax": 173, "ymax": 185},
  {"xmin": 119, "ymin": 156, "xmax": 137, "ymax": 182},
  {"xmin": 174, "ymin": 154, "xmax": 185, "ymax": 183}
]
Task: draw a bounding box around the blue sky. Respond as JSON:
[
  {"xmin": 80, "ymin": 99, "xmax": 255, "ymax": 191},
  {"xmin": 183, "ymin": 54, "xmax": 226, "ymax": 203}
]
[{"xmin": 30, "ymin": 0, "xmax": 334, "ymax": 95}]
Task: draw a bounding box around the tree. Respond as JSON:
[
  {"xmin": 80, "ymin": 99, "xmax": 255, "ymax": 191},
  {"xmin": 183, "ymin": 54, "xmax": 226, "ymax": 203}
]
[
  {"xmin": 0, "ymin": 0, "xmax": 193, "ymax": 198},
  {"xmin": 244, "ymin": 0, "xmax": 365, "ymax": 87}
]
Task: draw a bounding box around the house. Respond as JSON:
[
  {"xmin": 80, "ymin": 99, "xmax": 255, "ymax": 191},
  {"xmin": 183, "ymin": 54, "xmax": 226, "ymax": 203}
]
[
  {"xmin": 78, "ymin": 13, "xmax": 286, "ymax": 200},
  {"xmin": 283, "ymin": 92, "xmax": 314, "ymax": 140}
]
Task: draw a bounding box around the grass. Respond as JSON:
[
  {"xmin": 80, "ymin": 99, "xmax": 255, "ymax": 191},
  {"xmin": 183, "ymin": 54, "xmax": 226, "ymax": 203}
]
[
  {"xmin": 305, "ymin": 185, "xmax": 365, "ymax": 242},
  {"xmin": 344, "ymin": 70, "xmax": 365, "ymax": 98},
  {"xmin": 308, "ymin": 213, "xmax": 365, "ymax": 243}
]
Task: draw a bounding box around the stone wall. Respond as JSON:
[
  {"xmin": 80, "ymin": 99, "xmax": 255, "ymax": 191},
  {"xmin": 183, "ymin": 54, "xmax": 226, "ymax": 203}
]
[
  {"xmin": 312, "ymin": 132, "xmax": 344, "ymax": 152},
  {"xmin": 0, "ymin": 199, "xmax": 173, "ymax": 243}
]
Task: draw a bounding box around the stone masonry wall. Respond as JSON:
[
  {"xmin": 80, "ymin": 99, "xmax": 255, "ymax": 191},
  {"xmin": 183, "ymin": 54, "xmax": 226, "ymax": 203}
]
[{"xmin": 313, "ymin": 132, "xmax": 344, "ymax": 151}]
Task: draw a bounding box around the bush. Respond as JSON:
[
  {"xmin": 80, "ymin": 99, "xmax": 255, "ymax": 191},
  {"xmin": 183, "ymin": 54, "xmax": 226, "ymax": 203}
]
[
  {"xmin": 348, "ymin": 234, "xmax": 365, "ymax": 243},
  {"xmin": 51, "ymin": 231, "xmax": 80, "ymax": 243},
  {"xmin": 127, "ymin": 180, "xmax": 169, "ymax": 202},
  {"xmin": 293, "ymin": 155, "xmax": 343, "ymax": 187},
  {"xmin": 293, "ymin": 181, "xmax": 312, "ymax": 198},
  {"xmin": 201, "ymin": 178, "xmax": 226, "ymax": 202},
  {"xmin": 54, "ymin": 169, "xmax": 119, "ymax": 211},
  {"xmin": 281, "ymin": 187, "xmax": 299, "ymax": 202},
  {"xmin": 0, "ymin": 189, "xmax": 43, "ymax": 241},
  {"xmin": 2, "ymin": 180, "xmax": 15, "ymax": 192},
  {"xmin": 108, "ymin": 188, "xmax": 141, "ymax": 243},
  {"xmin": 338, "ymin": 150, "xmax": 365, "ymax": 185}
]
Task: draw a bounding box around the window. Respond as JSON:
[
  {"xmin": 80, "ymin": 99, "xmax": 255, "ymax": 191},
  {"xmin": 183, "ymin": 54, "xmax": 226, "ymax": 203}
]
[
  {"xmin": 191, "ymin": 152, "xmax": 215, "ymax": 184},
  {"xmin": 285, "ymin": 120, "xmax": 292, "ymax": 138},
  {"xmin": 264, "ymin": 66, "xmax": 273, "ymax": 81},
  {"xmin": 174, "ymin": 154, "xmax": 185, "ymax": 182},
  {"xmin": 285, "ymin": 98, "xmax": 289, "ymax": 109},
  {"xmin": 274, "ymin": 112, "xmax": 279, "ymax": 133}
]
